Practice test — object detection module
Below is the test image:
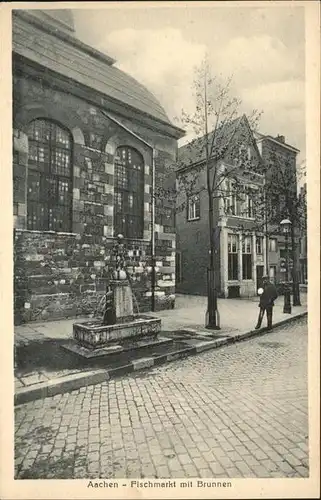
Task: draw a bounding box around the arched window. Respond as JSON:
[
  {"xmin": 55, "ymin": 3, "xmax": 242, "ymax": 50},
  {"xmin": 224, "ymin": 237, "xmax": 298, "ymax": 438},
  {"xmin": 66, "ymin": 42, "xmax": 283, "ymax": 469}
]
[
  {"xmin": 27, "ymin": 119, "xmax": 73, "ymax": 232},
  {"xmin": 114, "ymin": 146, "xmax": 144, "ymax": 239}
]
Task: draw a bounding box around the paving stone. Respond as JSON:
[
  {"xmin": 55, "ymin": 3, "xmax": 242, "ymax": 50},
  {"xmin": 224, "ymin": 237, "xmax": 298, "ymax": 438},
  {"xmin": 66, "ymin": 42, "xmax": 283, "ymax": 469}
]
[
  {"xmin": 250, "ymin": 465, "xmax": 271, "ymax": 477},
  {"xmin": 198, "ymin": 467, "xmax": 214, "ymax": 477},
  {"xmin": 188, "ymin": 447, "xmax": 202, "ymax": 458},
  {"xmin": 222, "ymin": 467, "xmax": 241, "ymax": 478},
  {"xmin": 182, "ymin": 464, "xmax": 198, "ymax": 477},
  {"xmin": 294, "ymin": 465, "xmax": 309, "ymax": 477},
  {"xmin": 208, "ymin": 461, "xmax": 226, "ymax": 475},
  {"xmin": 177, "ymin": 453, "xmax": 192, "ymax": 465},
  {"xmin": 242, "ymin": 454, "xmax": 262, "ymax": 468},
  {"xmin": 276, "ymin": 460, "xmax": 297, "ymax": 474},
  {"xmin": 286, "ymin": 454, "xmax": 305, "ymax": 468}
]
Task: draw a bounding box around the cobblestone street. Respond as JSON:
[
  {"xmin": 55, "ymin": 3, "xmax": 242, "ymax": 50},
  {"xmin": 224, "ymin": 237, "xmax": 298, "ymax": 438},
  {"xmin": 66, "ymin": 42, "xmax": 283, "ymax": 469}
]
[{"xmin": 15, "ymin": 317, "xmax": 308, "ymax": 480}]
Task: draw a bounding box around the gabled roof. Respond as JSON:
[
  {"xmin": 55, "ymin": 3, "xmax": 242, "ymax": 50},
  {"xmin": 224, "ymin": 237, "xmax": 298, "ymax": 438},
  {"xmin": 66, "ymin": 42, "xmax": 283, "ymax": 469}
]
[
  {"xmin": 178, "ymin": 114, "xmax": 263, "ymax": 171},
  {"xmin": 178, "ymin": 116, "xmax": 243, "ymax": 168},
  {"xmin": 12, "ymin": 10, "xmax": 184, "ymax": 138}
]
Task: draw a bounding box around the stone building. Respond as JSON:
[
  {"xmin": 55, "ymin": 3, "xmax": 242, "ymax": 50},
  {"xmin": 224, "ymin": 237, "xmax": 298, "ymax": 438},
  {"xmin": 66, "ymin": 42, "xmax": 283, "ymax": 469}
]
[
  {"xmin": 13, "ymin": 9, "xmax": 184, "ymax": 323},
  {"xmin": 255, "ymin": 133, "xmax": 301, "ymax": 288},
  {"xmin": 176, "ymin": 115, "xmax": 267, "ymax": 298}
]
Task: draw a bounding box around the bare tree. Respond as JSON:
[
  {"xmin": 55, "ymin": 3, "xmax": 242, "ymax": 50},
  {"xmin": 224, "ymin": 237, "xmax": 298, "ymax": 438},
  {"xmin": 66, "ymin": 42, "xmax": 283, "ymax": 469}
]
[{"xmin": 171, "ymin": 58, "xmax": 262, "ymax": 328}]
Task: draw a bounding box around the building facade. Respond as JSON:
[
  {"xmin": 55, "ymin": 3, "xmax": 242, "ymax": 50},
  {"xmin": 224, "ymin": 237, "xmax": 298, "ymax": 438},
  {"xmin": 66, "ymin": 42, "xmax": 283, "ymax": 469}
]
[
  {"xmin": 176, "ymin": 120, "xmax": 302, "ymax": 299},
  {"xmin": 176, "ymin": 115, "xmax": 270, "ymax": 298},
  {"xmin": 13, "ymin": 9, "xmax": 184, "ymax": 324}
]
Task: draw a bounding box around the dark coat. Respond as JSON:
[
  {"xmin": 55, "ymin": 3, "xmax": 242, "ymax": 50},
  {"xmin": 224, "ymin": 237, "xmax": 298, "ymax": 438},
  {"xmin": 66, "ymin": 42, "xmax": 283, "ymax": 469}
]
[{"xmin": 259, "ymin": 282, "xmax": 278, "ymax": 308}]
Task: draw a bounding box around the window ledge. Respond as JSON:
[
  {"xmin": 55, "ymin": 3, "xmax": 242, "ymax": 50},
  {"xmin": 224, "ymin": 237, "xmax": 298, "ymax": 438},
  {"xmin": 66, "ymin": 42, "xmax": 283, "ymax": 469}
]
[
  {"xmin": 81, "ymin": 145, "xmax": 107, "ymax": 155},
  {"xmin": 187, "ymin": 217, "xmax": 200, "ymax": 222},
  {"xmin": 226, "ymin": 215, "xmax": 256, "ymax": 221},
  {"xmin": 15, "ymin": 229, "xmax": 77, "ymax": 236},
  {"xmin": 110, "ymin": 236, "xmax": 152, "ymax": 243}
]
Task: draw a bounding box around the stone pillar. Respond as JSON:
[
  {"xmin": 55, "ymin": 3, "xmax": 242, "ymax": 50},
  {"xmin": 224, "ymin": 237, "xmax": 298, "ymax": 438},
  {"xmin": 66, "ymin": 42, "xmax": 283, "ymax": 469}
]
[
  {"xmin": 110, "ymin": 280, "xmax": 134, "ymax": 323},
  {"xmin": 219, "ymin": 224, "xmax": 228, "ymax": 297},
  {"xmin": 263, "ymin": 234, "xmax": 268, "ymax": 275},
  {"xmin": 238, "ymin": 233, "xmax": 243, "ymax": 283},
  {"xmin": 13, "ymin": 129, "xmax": 28, "ymax": 229},
  {"xmin": 143, "ymin": 164, "xmax": 152, "ymax": 241},
  {"xmin": 252, "ymin": 232, "xmax": 257, "ymax": 293},
  {"xmin": 104, "ymin": 161, "xmax": 115, "ymax": 238}
]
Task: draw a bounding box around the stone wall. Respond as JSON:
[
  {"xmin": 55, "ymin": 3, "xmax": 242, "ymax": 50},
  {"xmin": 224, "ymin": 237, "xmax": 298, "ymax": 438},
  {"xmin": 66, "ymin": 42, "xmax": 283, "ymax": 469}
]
[
  {"xmin": 13, "ymin": 69, "xmax": 177, "ymax": 323},
  {"xmin": 14, "ymin": 229, "xmax": 157, "ymax": 324}
]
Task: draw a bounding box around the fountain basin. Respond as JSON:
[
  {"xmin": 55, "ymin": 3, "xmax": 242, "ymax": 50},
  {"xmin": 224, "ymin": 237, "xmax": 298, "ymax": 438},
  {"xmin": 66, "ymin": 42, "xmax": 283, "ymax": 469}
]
[{"xmin": 73, "ymin": 315, "xmax": 161, "ymax": 349}]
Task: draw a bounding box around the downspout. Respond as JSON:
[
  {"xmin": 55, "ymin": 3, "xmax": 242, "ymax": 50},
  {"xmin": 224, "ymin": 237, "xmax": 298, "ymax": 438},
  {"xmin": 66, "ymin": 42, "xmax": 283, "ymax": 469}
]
[
  {"xmin": 100, "ymin": 111, "xmax": 157, "ymax": 312},
  {"xmin": 264, "ymin": 173, "xmax": 269, "ymax": 276},
  {"xmin": 151, "ymin": 149, "xmax": 156, "ymax": 312}
]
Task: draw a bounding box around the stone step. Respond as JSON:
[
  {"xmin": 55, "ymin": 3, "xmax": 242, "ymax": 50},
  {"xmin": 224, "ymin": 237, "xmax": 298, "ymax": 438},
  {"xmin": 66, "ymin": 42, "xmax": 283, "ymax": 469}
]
[{"xmin": 62, "ymin": 335, "xmax": 174, "ymax": 362}]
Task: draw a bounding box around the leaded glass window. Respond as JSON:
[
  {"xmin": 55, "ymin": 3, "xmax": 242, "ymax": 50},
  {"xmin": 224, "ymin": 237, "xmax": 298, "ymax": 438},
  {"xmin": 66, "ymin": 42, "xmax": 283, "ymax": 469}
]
[
  {"xmin": 187, "ymin": 194, "xmax": 200, "ymax": 220},
  {"xmin": 228, "ymin": 234, "xmax": 239, "ymax": 280},
  {"xmin": 27, "ymin": 119, "xmax": 72, "ymax": 232},
  {"xmin": 242, "ymin": 236, "xmax": 252, "ymax": 279},
  {"xmin": 114, "ymin": 146, "xmax": 144, "ymax": 239}
]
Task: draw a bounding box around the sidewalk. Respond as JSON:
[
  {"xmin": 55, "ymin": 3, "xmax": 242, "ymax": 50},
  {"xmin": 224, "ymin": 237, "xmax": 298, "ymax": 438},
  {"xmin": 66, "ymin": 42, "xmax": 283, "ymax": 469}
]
[{"xmin": 14, "ymin": 294, "xmax": 307, "ymax": 404}]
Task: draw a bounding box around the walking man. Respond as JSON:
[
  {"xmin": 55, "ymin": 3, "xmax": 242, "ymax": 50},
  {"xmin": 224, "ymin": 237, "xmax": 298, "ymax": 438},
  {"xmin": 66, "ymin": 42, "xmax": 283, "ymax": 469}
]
[{"xmin": 255, "ymin": 275, "xmax": 278, "ymax": 330}]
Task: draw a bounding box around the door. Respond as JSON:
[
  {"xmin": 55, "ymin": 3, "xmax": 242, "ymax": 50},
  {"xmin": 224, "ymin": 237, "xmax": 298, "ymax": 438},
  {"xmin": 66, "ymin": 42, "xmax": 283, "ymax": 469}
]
[{"xmin": 256, "ymin": 265, "xmax": 264, "ymax": 290}]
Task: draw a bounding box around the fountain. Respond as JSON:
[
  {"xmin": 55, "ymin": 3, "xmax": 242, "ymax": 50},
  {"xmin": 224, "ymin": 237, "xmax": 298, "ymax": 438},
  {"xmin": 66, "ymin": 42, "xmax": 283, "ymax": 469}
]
[{"xmin": 64, "ymin": 234, "xmax": 163, "ymax": 360}]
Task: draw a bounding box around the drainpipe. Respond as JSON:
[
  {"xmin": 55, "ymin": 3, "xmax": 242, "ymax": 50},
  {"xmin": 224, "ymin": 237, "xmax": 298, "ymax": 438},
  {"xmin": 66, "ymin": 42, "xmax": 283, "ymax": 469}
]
[
  {"xmin": 151, "ymin": 149, "xmax": 156, "ymax": 312},
  {"xmin": 100, "ymin": 111, "xmax": 156, "ymax": 312},
  {"xmin": 264, "ymin": 173, "xmax": 269, "ymax": 276}
]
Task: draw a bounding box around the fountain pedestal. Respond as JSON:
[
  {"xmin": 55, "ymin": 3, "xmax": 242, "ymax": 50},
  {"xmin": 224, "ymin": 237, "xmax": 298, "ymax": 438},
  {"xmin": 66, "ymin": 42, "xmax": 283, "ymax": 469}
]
[
  {"xmin": 72, "ymin": 314, "xmax": 161, "ymax": 351},
  {"xmin": 64, "ymin": 234, "xmax": 162, "ymax": 360},
  {"xmin": 111, "ymin": 280, "xmax": 134, "ymax": 323}
]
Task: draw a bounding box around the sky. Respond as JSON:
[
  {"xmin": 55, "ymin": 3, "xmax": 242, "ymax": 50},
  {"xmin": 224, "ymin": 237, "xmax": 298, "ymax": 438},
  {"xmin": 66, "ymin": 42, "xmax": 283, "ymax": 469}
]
[{"xmin": 73, "ymin": 3, "xmax": 305, "ymax": 165}]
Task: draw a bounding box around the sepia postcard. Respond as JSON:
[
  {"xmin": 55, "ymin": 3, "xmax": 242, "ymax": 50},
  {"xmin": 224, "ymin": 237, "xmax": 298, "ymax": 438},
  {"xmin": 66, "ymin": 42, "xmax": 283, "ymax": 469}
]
[{"xmin": 0, "ymin": 1, "xmax": 320, "ymax": 499}]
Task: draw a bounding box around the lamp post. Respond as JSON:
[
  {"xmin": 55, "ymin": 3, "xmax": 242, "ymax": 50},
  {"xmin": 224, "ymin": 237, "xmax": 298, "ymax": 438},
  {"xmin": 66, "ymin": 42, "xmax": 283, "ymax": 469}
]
[{"xmin": 280, "ymin": 218, "xmax": 292, "ymax": 314}]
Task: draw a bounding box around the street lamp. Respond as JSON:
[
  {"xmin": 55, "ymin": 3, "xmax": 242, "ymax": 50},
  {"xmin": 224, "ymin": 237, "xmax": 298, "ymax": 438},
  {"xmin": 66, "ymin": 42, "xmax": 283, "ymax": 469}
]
[{"xmin": 280, "ymin": 218, "xmax": 292, "ymax": 314}]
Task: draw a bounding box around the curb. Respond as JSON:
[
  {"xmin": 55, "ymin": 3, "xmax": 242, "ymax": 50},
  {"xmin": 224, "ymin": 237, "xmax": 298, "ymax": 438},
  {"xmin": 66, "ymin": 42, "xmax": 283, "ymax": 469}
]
[{"xmin": 15, "ymin": 311, "xmax": 307, "ymax": 406}]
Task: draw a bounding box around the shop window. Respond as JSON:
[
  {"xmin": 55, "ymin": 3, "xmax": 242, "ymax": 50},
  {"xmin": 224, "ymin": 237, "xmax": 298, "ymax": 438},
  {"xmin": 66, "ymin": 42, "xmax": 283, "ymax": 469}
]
[
  {"xmin": 187, "ymin": 194, "xmax": 200, "ymax": 220},
  {"xmin": 269, "ymin": 238, "xmax": 277, "ymax": 252},
  {"xmin": 242, "ymin": 236, "xmax": 252, "ymax": 279},
  {"xmin": 228, "ymin": 234, "xmax": 238, "ymax": 280},
  {"xmin": 27, "ymin": 119, "xmax": 72, "ymax": 232},
  {"xmin": 269, "ymin": 265, "xmax": 276, "ymax": 283},
  {"xmin": 114, "ymin": 146, "xmax": 144, "ymax": 239}
]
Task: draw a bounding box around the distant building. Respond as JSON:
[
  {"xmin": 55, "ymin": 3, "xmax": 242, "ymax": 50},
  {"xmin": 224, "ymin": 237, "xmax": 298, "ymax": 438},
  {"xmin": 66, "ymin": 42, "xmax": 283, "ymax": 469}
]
[
  {"xmin": 13, "ymin": 9, "xmax": 184, "ymax": 323},
  {"xmin": 255, "ymin": 133, "xmax": 301, "ymax": 287}
]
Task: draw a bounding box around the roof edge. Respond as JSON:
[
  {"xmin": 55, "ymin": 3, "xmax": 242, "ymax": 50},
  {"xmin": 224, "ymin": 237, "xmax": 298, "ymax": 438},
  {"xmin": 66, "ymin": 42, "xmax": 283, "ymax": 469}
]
[
  {"xmin": 13, "ymin": 53, "xmax": 186, "ymax": 140},
  {"xmin": 255, "ymin": 134, "xmax": 300, "ymax": 153},
  {"xmin": 13, "ymin": 10, "xmax": 116, "ymax": 67}
]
